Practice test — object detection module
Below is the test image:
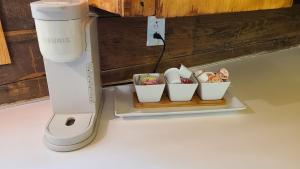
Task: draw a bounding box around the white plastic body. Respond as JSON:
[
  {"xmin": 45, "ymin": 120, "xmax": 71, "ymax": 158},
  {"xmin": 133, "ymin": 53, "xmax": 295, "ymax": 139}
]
[
  {"xmin": 166, "ymin": 76, "xmax": 198, "ymax": 101},
  {"xmin": 147, "ymin": 16, "xmax": 165, "ymax": 46},
  {"xmin": 35, "ymin": 19, "xmax": 86, "ymax": 62},
  {"xmin": 39, "ymin": 17, "xmax": 103, "ymax": 152},
  {"xmin": 133, "ymin": 74, "xmax": 166, "ymax": 103},
  {"xmin": 197, "ymin": 81, "xmax": 231, "ymax": 100},
  {"xmin": 30, "ymin": 0, "xmax": 89, "ymax": 21}
]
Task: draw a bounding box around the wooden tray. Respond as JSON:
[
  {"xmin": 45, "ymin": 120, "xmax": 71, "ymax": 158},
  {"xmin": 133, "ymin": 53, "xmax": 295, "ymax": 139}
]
[
  {"xmin": 115, "ymin": 85, "xmax": 246, "ymax": 117},
  {"xmin": 133, "ymin": 93, "xmax": 226, "ymax": 109}
]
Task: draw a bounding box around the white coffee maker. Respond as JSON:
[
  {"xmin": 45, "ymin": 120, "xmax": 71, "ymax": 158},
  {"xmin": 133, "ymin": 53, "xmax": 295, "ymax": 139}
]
[{"xmin": 31, "ymin": 0, "xmax": 103, "ymax": 152}]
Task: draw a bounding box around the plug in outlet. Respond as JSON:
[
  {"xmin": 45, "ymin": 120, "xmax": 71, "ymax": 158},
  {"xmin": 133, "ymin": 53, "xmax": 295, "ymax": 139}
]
[{"xmin": 147, "ymin": 16, "xmax": 165, "ymax": 46}]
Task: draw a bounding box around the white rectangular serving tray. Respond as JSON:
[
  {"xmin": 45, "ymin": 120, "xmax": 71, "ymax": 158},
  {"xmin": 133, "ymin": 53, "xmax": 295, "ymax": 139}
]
[{"xmin": 114, "ymin": 85, "xmax": 246, "ymax": 118}]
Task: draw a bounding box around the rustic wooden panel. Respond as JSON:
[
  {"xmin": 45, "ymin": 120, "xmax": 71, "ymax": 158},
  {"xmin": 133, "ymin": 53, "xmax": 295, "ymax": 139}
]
[
  {"xmin": 0, "ymin": 0, "xmax": 118, "ymax": 31},
  {"xmin": 156, "ymin": 0, "xmax": 293, "ymax": 17},
  {"xmin": 89, "ymin": 0, "xmax": 155, "ymax": 16},
  {"xmin": 0, "ymin": 76, "xmax": 48, "ymax": 105},
  {"xmin": 0, "ymin": 0, "xmax": 36, "ymax": 31},
  {"xmin": 5, "ymin": 29, "xmax": 36, "ymax": 43},
  {"xmin": 123, "ymin": 0, "xmax": 155, "ymax": 16},
  {"xmin": 89, "ymin": 0, "xmax": 292, "ymax": 17},
  {"xmin": 1, "ymin": 2, "xmax": 300, "ymax": 105},
  {"xmin": 101, "ymin": 34, "xmax": 300, "ymax": 84},
  {"xmin": 133, "ymin": 93, "xmax": 226, "ymax": 109},
  {"xmin": 0, "ymin": 20, "xmax": 11, "ymax": 65},
  {"xmin": 89, "ymin": 0, "xmax": 121, "ymax": 15},
  {"xmin": 98, "ymin": 4, "xmax": 300, "ymax": 77},
  {"xmin": 0, "ymin": 37, "xmax": 45, "ymax": 86},
  {"xmin": 0, "ymin": 0, "xmax": 296, "ymax": 31}
]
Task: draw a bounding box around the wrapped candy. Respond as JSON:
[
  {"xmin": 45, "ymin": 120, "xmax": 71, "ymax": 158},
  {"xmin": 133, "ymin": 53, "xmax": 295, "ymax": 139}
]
[
  {"xmin": 180, "ymin": 77, "xmax": 193, "ymax": 84},
  {"xmin": 197, "ymin": 72, "xmax": 209, "ymax": 83},
  {"xmin": 193, "ymin": 68, "xmax": 230, "ymax": 83},
  {"xmin": 138, "ymin": 74, "xmax": 160, "ymax": 85},
  {"xmin": 208, "ymin": 73, "xmax": 223, "ymax": 83},
  {"xmin": 219, "ymin": 68, "xmax": 229, "ymax": 80},
  {"xmin": 194, "ymin": 69, "xmax": 204, "ymax": 77}
]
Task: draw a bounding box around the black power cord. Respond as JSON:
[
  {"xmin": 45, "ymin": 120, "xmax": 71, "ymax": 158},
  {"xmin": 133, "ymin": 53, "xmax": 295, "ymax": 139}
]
[{"xmin": 153, "ymin": 32, "xmax": 166, "ymax": 73}]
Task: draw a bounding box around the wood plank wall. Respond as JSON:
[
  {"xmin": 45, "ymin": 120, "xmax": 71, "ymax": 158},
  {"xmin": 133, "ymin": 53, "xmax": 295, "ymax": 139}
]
[
  {"xmin": 1, "ymin": 1, "xmax": 300, "ymax": 105},
  {"xmin": 99, "ymin": 5, "xmax": 300, "ymax": 84},
  {"xmin": 155, "ymin": 0, "xmax": 293, "ymax": 17},
  {"xmin": 0, "ymin": 20, "xmax": 11, "ymax": 65}
]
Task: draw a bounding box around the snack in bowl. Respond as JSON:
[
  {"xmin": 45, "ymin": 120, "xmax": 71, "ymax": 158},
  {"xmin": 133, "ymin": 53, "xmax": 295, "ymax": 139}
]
[
  {"xmin": 194, "ymin": 68, "xmax": 231, "ymax": 100},
  {"xmin": 180, "ymin": 77, "xmax": 193, "ymax": 84},
  {"xmin": 164, "ymin": 65, "xmax": 198, "ymax": 101},
  {"xmin": 208, "ymin": 73, "xmax": 223, "ymax": 83},
  {"xmin": 194, "ymin": 69, "xmax": 204, "ymax": 77},
  {"xmin": 219, "ymin": 68, "xmax": 229, "ymax": 80},
  {"xmin": 138, "ymin": 74, "xmax": 160, "ymax": 85},
  {"xmin": 133, "ymin": 73, "xmax": 166, "ymax": 103}
]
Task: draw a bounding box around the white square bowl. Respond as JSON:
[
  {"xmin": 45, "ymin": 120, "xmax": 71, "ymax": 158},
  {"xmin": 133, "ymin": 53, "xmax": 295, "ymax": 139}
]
[
  {"xmin": 133, "ymin": 73, "xmax": 166, "ymax": 103},
  {"xmin": 197, "ymin": 81, "xmax": 231, "ymax": 100},
  {"xmin": 166, "ymin": 76, "xmax": 198, "ymax": 101}
]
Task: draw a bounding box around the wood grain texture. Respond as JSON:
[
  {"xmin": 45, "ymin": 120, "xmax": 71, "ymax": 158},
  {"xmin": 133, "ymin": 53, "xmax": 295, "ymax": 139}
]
[
  {"xmin": 1, "ymin": 1, "xmax": 300, "ymax": 105},
  {"xmin": 99, "ymin": 5, "xmax": 300, "ymax": 84},
  {"xmin": 0, "ymin": 37, "xmax": 45, "ymax": 86},
  {"xmin": 0, "ymin": 29, "xmax": 46, "ymax": 105},
  {"xmin": 89, "ymin": 0, "xmax": 121, "ymax": 14},
  {"xmin": 0, "ymin": 76, "xmax": 48, "ymax": 105},
  {"xmin": 0, "ymin": 0, "xmax": 36, "ymax": 31},
  {"xmin": 133, "ymin": 93, "xmax": 226, "ymax": 108},
  {"xmin": 123, "ymin": 0, "xmax": 155, "ymax": 16},
  {"xmin": 157, "ymin": 0, "xmax": 293, "ymax": 17},
  {"xmin": 0, "ymin": 20, "xmax": 11, "ymax": 65},
  {"xmin": 89, "ymin": 0, "xmax": 155, "ymax": 16},
  {"xmin": 89, "ymin": 0, "xmax": 292, "ymax": 17},
  {"xmin": 5, "ymin": 29, "xmax": 36, "ymax": 43}
]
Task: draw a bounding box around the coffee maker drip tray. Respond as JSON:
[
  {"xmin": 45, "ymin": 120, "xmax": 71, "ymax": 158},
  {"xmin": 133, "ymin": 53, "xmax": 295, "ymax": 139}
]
[{"xmin": 44, "ymin": 112, "xmax": 99, "ymax": 151}]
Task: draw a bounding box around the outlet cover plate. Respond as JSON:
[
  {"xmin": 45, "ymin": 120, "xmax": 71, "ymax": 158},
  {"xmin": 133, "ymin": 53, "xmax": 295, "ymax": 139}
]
[{"xmin": 147, "ymin": 16, "xmax": 165, "ymax": 46}]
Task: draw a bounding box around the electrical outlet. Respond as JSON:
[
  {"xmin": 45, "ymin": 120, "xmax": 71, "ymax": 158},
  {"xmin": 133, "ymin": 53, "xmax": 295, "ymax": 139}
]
[{"xmin": 147, "ymin": 16, "xmax": 165, "ymax": 46}]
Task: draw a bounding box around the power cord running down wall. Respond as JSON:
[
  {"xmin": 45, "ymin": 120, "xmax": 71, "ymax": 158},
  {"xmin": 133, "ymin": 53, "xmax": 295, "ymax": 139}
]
[{"xmin": 152, "ymin": 32, "xmax": 166, "ymax": 73}]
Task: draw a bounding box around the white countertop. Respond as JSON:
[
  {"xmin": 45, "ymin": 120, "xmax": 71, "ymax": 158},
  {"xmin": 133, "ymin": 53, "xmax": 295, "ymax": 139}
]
[{"xmin": 1, "ymin": 47, "xmax": 300, "ymax": 169}]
